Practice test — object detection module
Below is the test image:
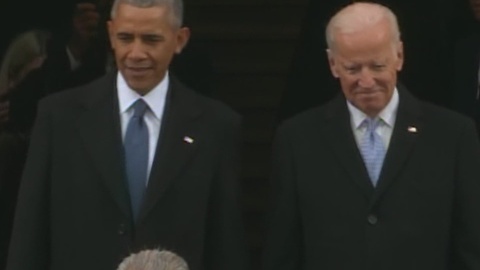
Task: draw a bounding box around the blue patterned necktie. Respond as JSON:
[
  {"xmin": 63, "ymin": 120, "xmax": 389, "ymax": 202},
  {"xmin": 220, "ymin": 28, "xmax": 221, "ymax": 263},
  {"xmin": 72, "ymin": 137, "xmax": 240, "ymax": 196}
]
[
  {"xmin": 359, "ymin": 118, "xmax": 386, "ymax": 186},
  {"xmin": 124, "ymin": 99, "xmax": 149, "ymax": 220}
]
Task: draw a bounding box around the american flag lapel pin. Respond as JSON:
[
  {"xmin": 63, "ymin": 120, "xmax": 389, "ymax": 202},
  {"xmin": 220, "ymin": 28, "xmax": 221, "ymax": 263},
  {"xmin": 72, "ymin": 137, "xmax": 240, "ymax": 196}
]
[
  {"xmin": 183, "ymin": 136, "xmax": 194, "ymax": 144},
  {"xmin": 407, "ymin": 126, "xmax": 417, "ymax": 133}
]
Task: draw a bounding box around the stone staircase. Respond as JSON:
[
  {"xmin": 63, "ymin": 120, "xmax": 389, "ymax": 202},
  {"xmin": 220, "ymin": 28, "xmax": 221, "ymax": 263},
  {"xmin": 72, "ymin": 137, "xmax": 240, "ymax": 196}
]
[{"xmin": 185, "ymin": 0, "xmax": 308, "ymax": 268}]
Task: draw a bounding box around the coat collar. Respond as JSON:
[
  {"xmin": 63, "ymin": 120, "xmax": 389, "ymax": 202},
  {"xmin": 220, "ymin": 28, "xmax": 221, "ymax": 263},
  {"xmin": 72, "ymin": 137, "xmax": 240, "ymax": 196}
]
[
  {"xmin": 323, "ymin": 83, "xmax": 422, "ymax": 202},
  {"xmin": 75, "ymin": 72, "xmax": 204, "ymax": 221}
]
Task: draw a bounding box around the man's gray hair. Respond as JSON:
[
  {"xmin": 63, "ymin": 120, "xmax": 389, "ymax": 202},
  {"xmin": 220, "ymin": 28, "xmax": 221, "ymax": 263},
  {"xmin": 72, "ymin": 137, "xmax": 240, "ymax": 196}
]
[
  {"xmin": 110, "ymin": 0, "xmax": 183, "ymax": 28},
  {"xmin": 325, "ymin": 2, "xmax": 401, "ymax": 51},
  {"xmin": 117, "ymin": 249, "xmax": 189, "ymax": 270}
]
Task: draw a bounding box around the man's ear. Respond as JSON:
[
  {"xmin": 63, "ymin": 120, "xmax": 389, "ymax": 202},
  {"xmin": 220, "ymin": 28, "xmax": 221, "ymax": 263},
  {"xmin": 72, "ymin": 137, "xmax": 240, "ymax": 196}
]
[
  {"xmin": 175, "ymin": 27, "xmax": 191, "ymax": 54},
  {"xmin": 326, "ymin": 49, "xmax": 339, "ymax": 78},
  {"xmin": 395, "ymin": 41, "xmax": 404, "ymax": 71},
  {"xmin": 107, "ymin": 20, "xmax": 115, "ymax": 50}
]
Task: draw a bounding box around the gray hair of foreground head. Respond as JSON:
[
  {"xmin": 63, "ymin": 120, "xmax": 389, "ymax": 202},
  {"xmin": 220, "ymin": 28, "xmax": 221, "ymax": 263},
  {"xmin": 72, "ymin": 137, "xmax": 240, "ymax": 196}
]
[
  {"xmin": 110, "ymin": 0, "xmax": 183, "ymax": 28},
  {"xmin": 117, "ymin": 249, "xmax": 189, "ymax": 270},
  {"xmin": 325, "ymin": 2, "xmax": 401, "ymax": 51}
]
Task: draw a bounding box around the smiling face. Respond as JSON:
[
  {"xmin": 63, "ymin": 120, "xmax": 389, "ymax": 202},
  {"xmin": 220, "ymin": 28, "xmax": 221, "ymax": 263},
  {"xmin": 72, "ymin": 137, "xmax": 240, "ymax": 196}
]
[
  {"xmin": 327, "ymin": 19, "xmax": 403, "ymax": 117},
  {"xmin": 108, "ymin": 3, "xmax": 189, "ymax": 95}
]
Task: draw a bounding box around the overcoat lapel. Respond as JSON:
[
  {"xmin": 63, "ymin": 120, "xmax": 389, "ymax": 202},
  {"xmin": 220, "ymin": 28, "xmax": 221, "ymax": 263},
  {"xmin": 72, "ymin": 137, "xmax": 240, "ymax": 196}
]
[
  {"xmin": 371, "ymin": 86, "xmax": 422, "ymax": 204},
  {"xmin": 138, "ymin": 78, "xmax": 203, "ymax": 222},
  {"xmin": 76, "ymin": 73, "xmax": 132, "ymax": 219},
  {"xmin": 324, "ymin": 95, "xmax": 375, "ymax": 200}
]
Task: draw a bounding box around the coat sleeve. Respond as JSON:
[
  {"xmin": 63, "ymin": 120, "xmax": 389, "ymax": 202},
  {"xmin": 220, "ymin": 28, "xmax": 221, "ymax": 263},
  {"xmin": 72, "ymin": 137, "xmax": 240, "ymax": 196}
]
[
  {"xmin": 6, "ymin": 99, "xmax": 52, "ymax": 270},
  {"xmin": 262, "ymin": 123, "xmax": 303, "ymax": 270},
  {"xmin": 451, "ymin": 119, "xmax": 480, "ymax": 269},
  {"xmin": 203, "ymin": 114, "xmax": 250, "ymax": 270}
]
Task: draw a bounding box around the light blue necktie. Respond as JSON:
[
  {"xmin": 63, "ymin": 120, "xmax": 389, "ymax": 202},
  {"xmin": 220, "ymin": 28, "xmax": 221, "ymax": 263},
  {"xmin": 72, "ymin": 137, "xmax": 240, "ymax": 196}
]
[
  {"xmin": 359, "ymin": 118, "xmax": 386, "ymax": 186},
  {"xmin": 124, "ymin": 99, "xmax": 149, "ymax": 220}
]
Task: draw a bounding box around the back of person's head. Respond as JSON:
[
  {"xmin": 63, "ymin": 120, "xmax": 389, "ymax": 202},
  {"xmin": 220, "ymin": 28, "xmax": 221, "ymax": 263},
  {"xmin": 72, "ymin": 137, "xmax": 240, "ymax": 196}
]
[
  {"xmin": 0, "ymin": 30, "xmax": 51, "ymax": 95},
  {"xmin": 117, "ymin": 249, "xmax": 189, "ymax": 270}
]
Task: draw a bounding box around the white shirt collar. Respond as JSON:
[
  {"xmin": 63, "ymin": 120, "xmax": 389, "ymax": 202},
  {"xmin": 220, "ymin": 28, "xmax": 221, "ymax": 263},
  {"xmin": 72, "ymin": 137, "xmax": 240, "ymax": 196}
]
[
  {"xmin": 66, "ymin": 46, "xmax": 81, "ymax": 71},
  {"xmin": 117, "ymin": 71, "xmax": 169, "ymax": 119},
  {"xmin": 347, "ymin": 87, "xmax": 399, "ymax": 129}
]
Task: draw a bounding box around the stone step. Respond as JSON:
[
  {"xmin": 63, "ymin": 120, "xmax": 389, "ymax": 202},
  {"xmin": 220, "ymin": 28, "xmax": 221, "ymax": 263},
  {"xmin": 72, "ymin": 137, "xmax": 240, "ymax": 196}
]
[
  {"xmin": 212, "ymin": 75, "xmax": 286, "ymax": 110},
  {"xmin": 208, "ymin": 40, "xmax": 297, "ymax": 74},
  {"xmin": 186, "ymin": 0, "xmax": 308, "ymax": 6},
  {"xmin": 185, "ymin": 3, "xmax": 307, "ymax": 40},
  {"xmin": 241, "ymin": 142, "xmax": 272, "ymax": 179}
]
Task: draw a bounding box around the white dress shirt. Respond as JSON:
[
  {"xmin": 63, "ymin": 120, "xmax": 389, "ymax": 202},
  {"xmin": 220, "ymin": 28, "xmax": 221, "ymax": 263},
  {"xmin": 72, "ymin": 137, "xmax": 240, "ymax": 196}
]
[
  {"xmin": 347, "ymin": 88, "xmax": 399, "ymax": 150},
  {"xmin": 66, "ymin": 46, "xmax": 81, "ymax": 71},
  {"xmin": 117, "ymin": 72, "xmax": 169, "ymax": 183}
]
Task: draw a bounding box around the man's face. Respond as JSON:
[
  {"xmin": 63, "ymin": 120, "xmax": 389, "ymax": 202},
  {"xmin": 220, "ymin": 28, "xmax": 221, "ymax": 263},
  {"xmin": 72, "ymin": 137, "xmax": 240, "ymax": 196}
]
[
  {"xmin": 108, "ymin": 4, "xmax": 189, "ymax": 94},
  {"xmin": 470, "ymin": 0, "xmax": 480, "ymax": 21},
  {"xmin": 327, "ymin": 20, "xmax": 403, "ymax": 117}
]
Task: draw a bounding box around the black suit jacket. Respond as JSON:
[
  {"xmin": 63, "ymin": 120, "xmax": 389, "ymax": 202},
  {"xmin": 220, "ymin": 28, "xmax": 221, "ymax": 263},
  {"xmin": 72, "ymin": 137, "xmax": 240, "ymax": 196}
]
[
  {"xmin": 263, "ymin": 86, "xmax": 480, "ymax": 270},
  {"xmin": 452, "ymin": 31, "xmax": 480, "ymax": 135},
  {"xmin": 6, "ymin": 72, "xmax": 249, "ymax": 270},
  {"xmin": 42, "ymin": 38, "xmax": 107, "ymax": 95},
  {"xmin": 0, "ymin": 132, "xmax": 26, "ymax": 270}
]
